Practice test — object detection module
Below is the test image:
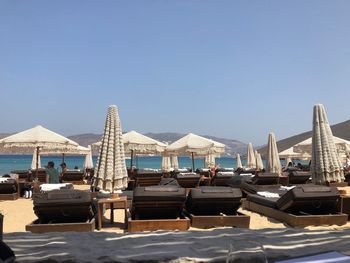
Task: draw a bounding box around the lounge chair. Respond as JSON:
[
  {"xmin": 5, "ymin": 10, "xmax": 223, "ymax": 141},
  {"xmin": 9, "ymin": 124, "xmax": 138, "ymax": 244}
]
[
  {"xmin": 128, "ymin": 185, "xmax": 189, "ymax": 232},
  {"xmin": 244, "ymin": 185, "xmax": 347, "ymax": 227},
  {"xmin": 175, "ymin": 172, "xmax": 201, "ymax": 188},
  {"xmin": 0, "ymin": 177, "xmax": 18, "ymax": 200},
  {"xmin": 252, "ymin": 172, "xmax": 279, "ymax": 185},
  {"xmin": 61, "ymin": 170, "xmax": 85, "ymax": 184},
  {"xmin": 287, "ymin": 170, "xmax": 312, "ymax": 185},
  {"xmin": 185, "ymin": 186, "xmax": 250, "ymax": 228},
  {"xmin": 33, "ymin": 189, "xmax": 93, "ymax": 223},
  {"xmin": 30, "ymin": 169, "xmax": 47, "ymax": 183},
  {"xmin": 196, "ymin": 168, "xmax": 211, "ymax": 177},
  {"xmin": 11, "ymin": 170, "xmax": 29, "ymax": 180},
  {"xmin": 133, "ymin": 169, "xmax": 163, "ymax": 187},
  {"xmin": 211, "ymin": 171, "xmax": 236, "ymax": 186}
]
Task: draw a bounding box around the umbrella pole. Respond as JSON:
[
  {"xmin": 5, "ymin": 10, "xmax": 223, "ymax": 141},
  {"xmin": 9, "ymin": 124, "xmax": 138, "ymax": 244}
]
[
  {"xmin": 62, "ymin": 153, "xmax": 65, "ymax": 163},
  {"xmin": 36, "ymin": 146, "xmax": 40, "ymax": 179},
  {"xmin": 191, "ymin": 152, "xmax": 195, "ymax": 172},
  {"xmin": 130, "ymin": 150, "xmax": 133, "ymax": 170}
]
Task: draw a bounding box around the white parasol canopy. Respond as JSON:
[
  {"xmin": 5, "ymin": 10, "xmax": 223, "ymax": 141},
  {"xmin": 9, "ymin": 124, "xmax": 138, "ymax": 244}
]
[
  {"xmin": 123, "ymin": 130, "xmax": 166, "ymax": 154},
  {"xmin": 311, "ymin": 104, "xmax": 344, "ymax": 184},
  {"xmin": 246, "ymin": 143, "xmax": 256, "ymax": 169},
  {"xmin": 84, "ymin": 145, "xmax": 94, "ymax": 169},
  {"xmin": 266, "ymin": 132, "xmax": 281, "ymax": 174},
  {"xmin": 31, "ymin": 148, "xmax": 41, "ymax": 170},
  {"xmin": 0, "ymin": 125, "xmax": 79, "ymax": 154},
  {"xmin": 236, "ymin": 154, "xmax": 243, "ymax": 169},
  {"xmin": 279, "ymin": 146, "xmax": 311, "ymax": 160},
  {"xmin": 294, "ymin": 136, "xmax": 350, "ymax": 164},
  {"xmin": 255, "ymin": 150, "xmax": 264, "ymax": 171},
  {"xmin": 93, "ymin": 105, "xmax": 128, "ymax": 192},
  {"xmin": 166, "ymin": 133, "xmax": 225, "ymax": 171}
]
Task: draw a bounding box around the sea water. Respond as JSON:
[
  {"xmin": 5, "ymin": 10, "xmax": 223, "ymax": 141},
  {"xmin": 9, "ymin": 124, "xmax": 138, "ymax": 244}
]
[{"xmin": 0, "ymin": 155, "xmax": 296, "ymax": 175}]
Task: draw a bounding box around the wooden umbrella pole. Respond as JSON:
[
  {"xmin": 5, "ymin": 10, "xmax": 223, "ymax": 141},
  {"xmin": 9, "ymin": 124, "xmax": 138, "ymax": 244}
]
[
  {"xmin": 130, "ymin": 150, "xmax": 134, "ymax": 170},
  {"xmin": 36, "ymin": 146, "xmax": 40, "ymax": 179},
  {"xmin": 62, "ymin": 153, "xmax": 65, "ymax": 163},
  {"xmin": 191, "ymin": 152, "xmax": 195, "ymax": 172}
]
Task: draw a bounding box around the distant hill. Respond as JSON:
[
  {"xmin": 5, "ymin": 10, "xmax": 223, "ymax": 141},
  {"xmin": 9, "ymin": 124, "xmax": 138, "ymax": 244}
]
[
  {"xmin": 0, "ymin": 133, "xmax": 12, "ymax": 139},
  {"xmin": 258, "ymin": 119, "xmax": 350, "ymax": 156},
  {"xmin": 68, "ymin": 132, "xmax": 247, "ymax": 155},
  {"xmin": 68, "ymin": 133, "xmax": 102, "ymax": 147}
]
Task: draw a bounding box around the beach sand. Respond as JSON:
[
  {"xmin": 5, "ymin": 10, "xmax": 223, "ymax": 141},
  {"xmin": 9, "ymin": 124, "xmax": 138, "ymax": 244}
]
[{"xmin": 2, "ymin": 185, "xmax": 350, "ymax": 262}]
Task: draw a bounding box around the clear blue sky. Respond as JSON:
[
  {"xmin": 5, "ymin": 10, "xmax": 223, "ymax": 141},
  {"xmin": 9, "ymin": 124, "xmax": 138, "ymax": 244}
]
[{"xmin": 1, "ymin": 1, "xmax": 349, "ymax": 146}]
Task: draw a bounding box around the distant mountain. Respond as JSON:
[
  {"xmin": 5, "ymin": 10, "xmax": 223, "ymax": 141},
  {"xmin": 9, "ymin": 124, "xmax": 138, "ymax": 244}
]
[
  {"xmin": 67, "ymin": 132, "xmax": 247, "ymax": 155},
  {"xmin": 145, "ymin": 132, "xmax": 247, "ymax": 155},
  {"xmin": 258, "ymin": 119, "xmax": 350, "ymax": 157},
  {"xmin": 68, "ymin": 133, "xmax": 102, "ymax": 147},
  {"xmin": 0, "ymin": 133, "xmax": 12, "ymax": 139}
]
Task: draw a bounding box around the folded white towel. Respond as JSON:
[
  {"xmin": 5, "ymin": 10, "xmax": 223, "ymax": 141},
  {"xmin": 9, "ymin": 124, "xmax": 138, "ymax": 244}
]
[
  {"xmin": 0, "ymin": 178, "xmax": 9, "ymax": 183},
  {"xmin": 279, "ymin": 186, "xmax": 295, "ymax": 191},
  {"xmin": 40, "ymin": 183, "xmax": 74, "ymax": 192},
  {"xmin": 257, "ymin": 191, "xmax": 280, "ymax": 198}
]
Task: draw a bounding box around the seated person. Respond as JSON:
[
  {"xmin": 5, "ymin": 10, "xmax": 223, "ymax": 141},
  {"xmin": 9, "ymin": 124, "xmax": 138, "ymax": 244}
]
[{"xmin": 45, "ymin": 161, "xmax": 60, "ymax": 184}]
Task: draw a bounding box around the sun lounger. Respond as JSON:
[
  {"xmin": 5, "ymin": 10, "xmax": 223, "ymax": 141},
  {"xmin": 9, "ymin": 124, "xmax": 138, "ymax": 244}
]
[
  {"xmin": 30, "ymin": 169, "xmax": 47, "ymax": 183},
  {"xmin": 133, "ymin": 169, "xmax": 163, "ymax": 186},
  {"xmin": 185, "ymin": 186, "xmax": 250, "ymax": 228},
  {"xmin": 61, "ymin": 170, "xmax": 85, "ymax": 184},
  {"xmin": 287, "ymin": 170, "xmax": 311, "ymax": 185},
  {"xmin": 175, "ymin": 172, "xmax": 201, "ymax": 188},
  {"xmin": 33, "ymin": 189, "xmax": 93, "ymax": 223},
  {"xmin": 11, "ymin": 170, "xmax": 29, "ymax": 180},
  {"xmin": 128, "ymin": 185, "xmax": 189, "ymax": 232},
  {"xmin": 252, "ymin": 173, "xmax": 279, "ymax": 185},
  {"xmin": 211, "ymin": 171, "xmax": 236, "ymax": 186},
  {"xmin": 243, "ymin": 185, "xmax": 347, "ymax": 227},
  {"xmin": 196, "ymin": 168, "xmax": 211, "ymax": 177},
  {"xmin": 0, "ymin": 177, "xmax": 18, "ymax": 200}
]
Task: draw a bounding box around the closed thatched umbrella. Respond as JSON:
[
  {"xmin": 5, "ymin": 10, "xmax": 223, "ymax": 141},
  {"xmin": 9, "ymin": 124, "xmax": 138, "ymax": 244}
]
[
  {"xmin": 266, "ymin": 132, "xmax": 281, "ymax": 174},
  {"xmin": 31, "ymin": 148, "xmax": 41, "ymax": 170},
  {"xmin": 236, "ymin": 154, "xmax": 243, "ymax": 169},
  {"xmin": 93, "ymin": 105, "xmax": 128, "ymax": 192},
  {"xmin": 255, "ymin": 151, "xmax": 264, "ymax": 171},
  {"xmin": 84, "ymin": 145, "xmax": 94, "ymax": 170},
  {"xmin": 311, "ymin": 104, "xmax": 344, "ymax": 184},
  {"xmin": 171, "ymin": 155, "xmax": 179, "ymax": 169},
  {"xmin": 246, "ymin": 143, "xmax": 256, "ymax": 169},
  {"xmin": 161, "ymin": 151, "xmax": 171, "ymax": 171}
]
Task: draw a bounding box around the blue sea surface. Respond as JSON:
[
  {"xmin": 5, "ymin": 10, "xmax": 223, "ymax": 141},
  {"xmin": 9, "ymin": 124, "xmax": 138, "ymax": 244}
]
[{"xmin": 0, "ymin": 155, "xmax": 298, "ymax": 175}]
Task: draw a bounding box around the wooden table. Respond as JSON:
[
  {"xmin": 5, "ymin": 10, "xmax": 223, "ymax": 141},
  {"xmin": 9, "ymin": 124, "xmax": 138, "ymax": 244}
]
[{"xmin": 97, "ymin": 196, "xmax": 128, "ymax": 230}]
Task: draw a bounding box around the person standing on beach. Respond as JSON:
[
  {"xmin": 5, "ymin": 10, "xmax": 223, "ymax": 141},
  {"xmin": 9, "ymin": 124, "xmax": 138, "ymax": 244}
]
[{"xmin": 45, "ymin": 161, "xmax": 60, "ymax": 184}]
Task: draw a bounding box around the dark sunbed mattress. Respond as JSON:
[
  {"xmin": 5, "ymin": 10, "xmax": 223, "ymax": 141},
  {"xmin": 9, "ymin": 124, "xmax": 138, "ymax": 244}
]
[
  {"xmin": 62, "ymin": 171, "xmax": 84, "ymax": 181},
  {"xmin": 247, "ymin": 194, "xmax": 279, "ymax": 209},
  {"xmin": 288, "ymin": 171, "xmax": 311, "ymax": 185},
  {"xmin": 133, "ymin": 186, "xmax": 186, "ymax": 202},
  {"xmin": 132, "ymin": 186, "xmax": 187, "ymax": 219},
  {"xmin": 33, "ymin": 189, "xmax": 93, "ymax": 222},
  {"xmin": 241, "ymin": 181, "xmax": 282, "ymax": 195},
  {"xmin": 186, "ymin": 186, "xmax": 242, "ymax": 215},
  {"xmin": 0, "ymin": 178, "xmax": 17, "ymax": 194},
  {"xmin": 252, "ymin": 173, "xmax": 279, "ymax": 185},
  {"xmin": 276, "ymin": 185, "xmax": 340, "ymax": 214}
]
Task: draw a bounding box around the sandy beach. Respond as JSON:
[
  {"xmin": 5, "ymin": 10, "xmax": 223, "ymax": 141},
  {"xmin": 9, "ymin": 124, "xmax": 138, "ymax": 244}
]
[{"xmin": 2, "ymin": 184, "xmax": 350, "ymax": 262}]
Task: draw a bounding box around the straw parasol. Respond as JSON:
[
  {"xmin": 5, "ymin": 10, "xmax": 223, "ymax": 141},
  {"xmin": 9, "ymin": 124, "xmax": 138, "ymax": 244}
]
[
  {"xmin": 171, "ymin": 155, "xmax": 179, "ymax": 169},
  {"xmin": 294, "ymin": 136, "xmax": 350, "ymax": 164},
  {"xmin": 279, "ymin": 146, "xmax": 311, "ymax": 160},
  {"xmin": 255, "ymin": 150, "xmax": 264, "ymax": 171},
  {"xmin": 0, "ymin": 125, "xmax": 81, "ymax": 177},
  {"xmin": 285, "ymin": 157, "xmax": 292, "ymax": 168},
  {"xmin": 161, "ymin": 151, "xmax": 171, "ymax": 171},
  {"xmin": 311, "ymin": 104, "xmax": 344, "ymax": 184},
  {"xmin": 84, "ymin": 145, "xmax": 94, "ymax": 170},
  {"xmin": 246, "ymin": 143, "xmax": 256, "ymax": 169},
  {"xmin": 93, "ymin": 105, "xmax": 128, "ymax": 192},
  {"xmin": 166, "ymin": 133, "xmax": 225, "ymax": 171},
  {"xmin": 266, "ymin": 132, "xmax": 281, "ymax": 174},
  {"xmin": 236, "ymin": 154, "xmax": 243, "ymax": 169},
  {"xmin": 31, "ymin": 148, "xmax": 41, "ymax": 170}
]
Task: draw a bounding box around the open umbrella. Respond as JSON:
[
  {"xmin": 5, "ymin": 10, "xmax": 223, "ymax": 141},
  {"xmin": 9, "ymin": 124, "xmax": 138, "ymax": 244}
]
[
  {"xmin": 93, "ymin": 105, "xmax": 128, "ymax": 192},
  {"xmin": 311, "ymin": 104, "xmax": 344, "ymax": 184},
  {"xmin": 0, "ymin": 125, "xmax": 81, "ymax": 178},
  {"xmin": 246, "ymin": 143, "xmax": 256, "ymax": 169},
  {"xmin": 266, "ymin": 132, "xmax": 281, "ymax": 174},
  {"xmin": 236, "ymin": 154, "xmax": 243, "ymax": 169},
  {"xmin": 167, "ymin": 133, "xmax": 225, "ymax": 171}
]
